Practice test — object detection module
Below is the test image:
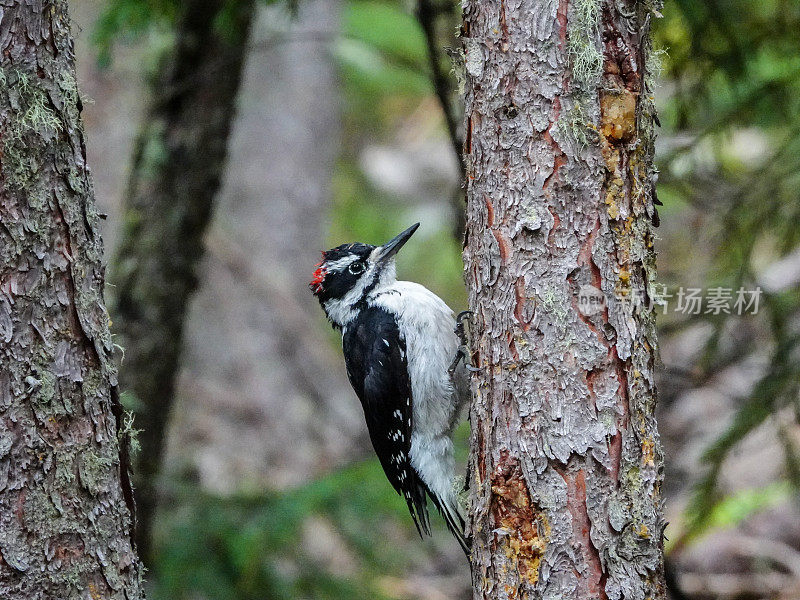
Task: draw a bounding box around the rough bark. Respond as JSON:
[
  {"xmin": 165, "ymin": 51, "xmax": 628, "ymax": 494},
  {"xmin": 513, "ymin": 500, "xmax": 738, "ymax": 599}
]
[
  {"xmin": 108, "ymin": 0, "xmax": 254, "ymax": 562},
  {"xmin": 165, "ymin": 0, "xmax": 365, "ymax": 493},
  {"xmin": 461, "ymin": 0, "xmax": 666, "ymax": 598},
  {"xmin": 0, "ymin": 2, "xmax": 144, "ymax": 599}
]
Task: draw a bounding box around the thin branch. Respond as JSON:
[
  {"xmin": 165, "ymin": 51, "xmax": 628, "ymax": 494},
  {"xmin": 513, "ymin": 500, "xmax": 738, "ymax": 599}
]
[
  {"xmin": 415, "ymin": 0, "xmax": 467, "ymax": 240},
  {"xmin": 415, "ymin": 0, "xmax": 464, "ymax": 182}
]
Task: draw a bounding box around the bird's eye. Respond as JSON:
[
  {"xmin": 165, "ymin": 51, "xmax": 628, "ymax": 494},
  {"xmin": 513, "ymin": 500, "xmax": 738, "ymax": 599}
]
[{"xmin": 349, "ymin": 261, "xmax": 365, "ymax": 275}]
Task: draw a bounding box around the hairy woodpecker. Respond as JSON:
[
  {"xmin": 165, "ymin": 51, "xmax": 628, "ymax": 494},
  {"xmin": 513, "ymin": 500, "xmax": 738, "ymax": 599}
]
[{"xmin": 309, "ymin": 223, "xmax": 470, "ymax": 554}]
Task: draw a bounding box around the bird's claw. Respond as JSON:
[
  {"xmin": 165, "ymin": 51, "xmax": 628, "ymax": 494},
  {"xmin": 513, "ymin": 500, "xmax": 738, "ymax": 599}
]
[
  {"xmin": 448, "ymin": 349, "xmax": 466, "ymax": 376},
  {"xmin": 454, "ymin": 311, "xmax": 473, "ymax": 344},
  {"xmin": 456, "ymin": 310, "xmax": 473, "ymax": 326},
  {"xmin": 450, "ymin": 310, "xmax": 478, "ymax": 374}
]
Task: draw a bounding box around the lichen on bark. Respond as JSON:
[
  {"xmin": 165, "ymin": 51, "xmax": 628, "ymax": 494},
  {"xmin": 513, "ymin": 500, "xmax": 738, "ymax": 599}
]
[
  {"xmin": 461, "ymin": 0, "xmax": 666, "ymax": 598},
  {"xmin": 0, "ymin": 2, "xmax": 144, "ymax": 599}
]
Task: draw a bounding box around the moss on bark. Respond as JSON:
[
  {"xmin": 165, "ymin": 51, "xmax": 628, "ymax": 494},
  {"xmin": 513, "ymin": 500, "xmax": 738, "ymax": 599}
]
[{"xmin": 0, "ymin": 2, "xmax": 144, "ymax": 599}]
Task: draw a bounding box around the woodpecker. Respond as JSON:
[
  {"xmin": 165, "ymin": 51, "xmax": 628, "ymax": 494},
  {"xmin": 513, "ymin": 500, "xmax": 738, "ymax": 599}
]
[{"xmin": 309, "ymin": 223, "xmax": 470, "ymax": 554}]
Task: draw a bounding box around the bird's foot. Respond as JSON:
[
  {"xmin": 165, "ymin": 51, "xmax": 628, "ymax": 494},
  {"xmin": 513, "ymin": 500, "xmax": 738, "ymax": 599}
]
[
  {"xmin": 448, "ymin": 348, "xmax": 468, "ymax": 375},
  {"xmin": 454, "ymin": 311, "xmax": 473, "ymax": 345},
  {"xmin": 449, "ymin": 311, "xmax": 478, "ymax": 375}
]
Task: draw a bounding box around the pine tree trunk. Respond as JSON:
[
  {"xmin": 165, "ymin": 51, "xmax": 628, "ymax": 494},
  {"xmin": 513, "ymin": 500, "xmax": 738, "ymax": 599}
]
[
  {"xmin": 0, "ymin": 1, "xmax": 144, "ymax": 599},
  {"xmin": 461, "ymin": 0, "xmax": 666, "ymax": 597},
  {"xmin": 109, "ymin": 0, "xmax": 254, "ymax": 562}
]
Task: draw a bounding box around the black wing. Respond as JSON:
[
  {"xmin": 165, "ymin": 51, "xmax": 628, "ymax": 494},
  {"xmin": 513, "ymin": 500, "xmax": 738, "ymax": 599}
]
[{"xmin": 342, "ymin": 307, "xmax": 430, "ymax": 536}]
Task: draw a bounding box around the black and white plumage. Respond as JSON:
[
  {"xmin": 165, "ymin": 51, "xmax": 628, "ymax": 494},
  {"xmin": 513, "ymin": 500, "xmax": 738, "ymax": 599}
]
[{"xmin": 309, "ymin": 224, "xmax": 470, "ymax": 554}]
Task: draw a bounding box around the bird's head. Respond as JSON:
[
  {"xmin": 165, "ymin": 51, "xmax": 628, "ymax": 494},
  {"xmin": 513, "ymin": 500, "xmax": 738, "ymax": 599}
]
[{"xmin": 310, "ymin": 223, "xmax": 419, "ymax": 327}]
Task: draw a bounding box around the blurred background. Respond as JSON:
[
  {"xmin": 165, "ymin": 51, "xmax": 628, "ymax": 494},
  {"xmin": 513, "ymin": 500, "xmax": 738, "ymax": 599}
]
[{"xmin": 70, "ymin": 0, "xmax": 800, "ymax": 597}]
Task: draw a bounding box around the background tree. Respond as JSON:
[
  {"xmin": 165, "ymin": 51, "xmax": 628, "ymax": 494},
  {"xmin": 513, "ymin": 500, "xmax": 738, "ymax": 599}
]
[
  {"xmin": 461, "ymin": 0, "xmax": 666, "ymax": 597},
  {"xmin": 0, "ymin": 1, "xmax": 144, "ymax": 599},
  {"xmin": 104, "ymin": 0, "xmax": 255, "ymax": 562},
  {"xmin": 166, "ymin": 0, "xmax": 366, "ymax": 494},
  {"xmin": 37, "ymin": 0, "xmax": 799, "ymax": 596}
]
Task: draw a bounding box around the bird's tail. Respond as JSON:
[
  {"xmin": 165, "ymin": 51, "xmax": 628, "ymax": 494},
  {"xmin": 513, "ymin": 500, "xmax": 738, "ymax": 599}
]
[
  {"xmin": 427, "ymin": 487, "xmax": 471, "ymax": 557},
  {"xmin": 405, "ymin": 477, "xmax": 432, "ymax": 539}
]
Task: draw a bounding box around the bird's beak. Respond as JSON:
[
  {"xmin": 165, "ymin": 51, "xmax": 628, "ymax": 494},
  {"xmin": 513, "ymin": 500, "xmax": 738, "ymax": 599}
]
[{"xmin": 377, "ymin": 223, "xmax": 419, "ymax": 263}]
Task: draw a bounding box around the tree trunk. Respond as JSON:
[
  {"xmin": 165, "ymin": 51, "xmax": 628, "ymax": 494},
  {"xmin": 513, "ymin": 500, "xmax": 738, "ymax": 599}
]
[
  {"xmin": 109, "ymin": 0, "xmax": 254, "ymax": 563},
  {"xmin": 165, "ymin": 0, "xmax": 365, "ymax": 493},
  {"xmin": 0, "ymin": 2, "xmax": 144, "ymax": 599},
  {"xmin": 461, "ymin": 0, "xmax": 666, "ymax": 597}
]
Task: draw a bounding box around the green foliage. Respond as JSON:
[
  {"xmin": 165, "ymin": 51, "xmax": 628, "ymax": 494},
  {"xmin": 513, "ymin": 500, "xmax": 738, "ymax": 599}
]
[
  {"xmin": 675, "ymin": 482, "xmax": 792, "ymax": 548},
  {"xmin": 328, "ymin": 0, "xmax": 465, "ymax": 311},
  {"xmin": 685, "ymin": 353, "xmax": 798, "ymax": 538},
  {"xmin": 652, "ymin": 0, "xmax": 800, "ymax": 547},
  {"xmin": 658, "ymin": 0, "xmax": 800, "ymax": 130},
  {"xmin": 335, "ymin": 38, "xmax": 430, "ymax": 99},
  {"xmin": 93, "ymin": 0, "xmax": 180, "ymax": 65},
  {"xmin": 336, "ymin": 0, "xmax": 432, "ymax": 105},
  {"xmin": 93, "ymin": 0, "xmax": 260, "ymax": 66},
  {"xmin": 345, "ymin": 1, "xmax": 428, "ymax": 67},
  {"xmin": 150, "ymin": 460, "xmax": 459, "ymax": 600}
]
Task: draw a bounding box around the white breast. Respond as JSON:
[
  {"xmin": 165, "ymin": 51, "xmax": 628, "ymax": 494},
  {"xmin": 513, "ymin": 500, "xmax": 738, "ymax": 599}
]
[{"xmin": 369, "ymin": 281, "xmax": 462, "ymax": 502}]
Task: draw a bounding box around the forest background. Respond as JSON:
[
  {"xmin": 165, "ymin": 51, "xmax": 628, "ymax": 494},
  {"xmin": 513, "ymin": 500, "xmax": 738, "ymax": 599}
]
[{"xmin": 67, "ymin": 0, "xmax": 800, "ymax": 597}]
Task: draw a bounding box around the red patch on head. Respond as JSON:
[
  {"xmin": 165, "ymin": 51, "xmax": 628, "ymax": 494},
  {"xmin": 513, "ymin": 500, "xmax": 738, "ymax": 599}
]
[{"xmin": 309, "ymin": 255, "xmax": 327, "ymax": 294}]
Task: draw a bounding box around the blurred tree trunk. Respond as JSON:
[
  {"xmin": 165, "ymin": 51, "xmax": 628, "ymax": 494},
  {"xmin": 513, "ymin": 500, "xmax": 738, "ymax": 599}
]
[
  {"xmin": 462, "ymin": 0, "xmax": 666, "ymax": 598},
  {"xmin": 109, "ymin": 0, "xmax": 254, "ymax": 563},
  {"xmin": 165, "ymin": 0, "xmax": 366, "ymax": 494},
  {"xmin": 0, "ymin": 2, "xmax": 144, "ymax": 599}
]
